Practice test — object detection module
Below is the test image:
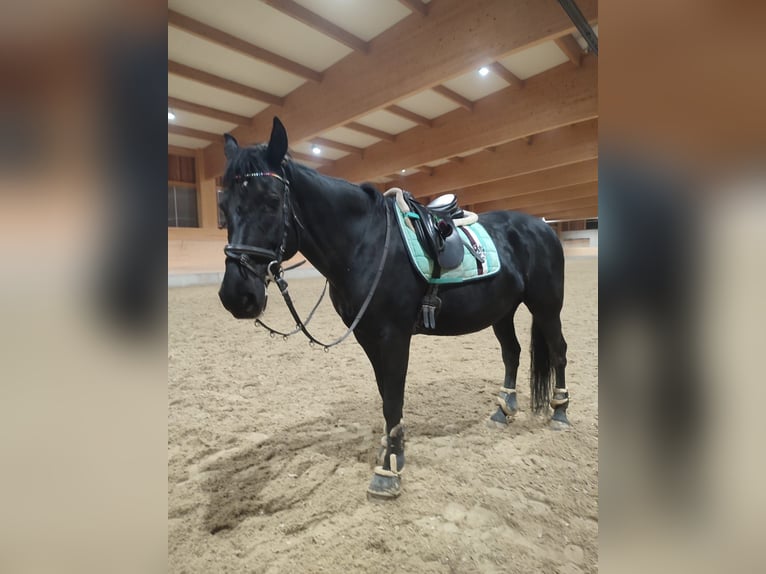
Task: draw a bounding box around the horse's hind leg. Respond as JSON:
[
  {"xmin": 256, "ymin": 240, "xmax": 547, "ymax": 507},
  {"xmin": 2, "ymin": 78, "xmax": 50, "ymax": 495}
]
[
  {"xmin": 530, "ymin": 312, "xmax": 570, "ymax": 429},
  {"xmin": 489, "ymin": 310, "xmax": 521, "ymax": 426}
]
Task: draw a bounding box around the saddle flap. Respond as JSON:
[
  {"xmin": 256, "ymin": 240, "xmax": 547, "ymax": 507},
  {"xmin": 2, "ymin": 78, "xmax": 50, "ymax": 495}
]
[
  {"xmin": 437, "ymin": 225, "xmax": 464, "ymax": 270},
  {"xmin": 402, "ymin": 192, "xmax": 467, "ymax": 272}
]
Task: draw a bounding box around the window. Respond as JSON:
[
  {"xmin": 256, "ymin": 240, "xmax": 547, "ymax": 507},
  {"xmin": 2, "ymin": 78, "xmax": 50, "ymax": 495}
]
[
  {"xmin": 585, "ymin": 218, "xmax": 598, "ymax": 230},
  {"xmin": 168, "ymin": 185, "xmax": 198, "ymax": 227}
]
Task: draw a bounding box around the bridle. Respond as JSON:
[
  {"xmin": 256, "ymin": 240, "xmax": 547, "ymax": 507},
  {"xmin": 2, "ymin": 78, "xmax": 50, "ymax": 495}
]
[
  {"xmin": 223, "ymin": 170, "xmax": 295, "ymax": 284},
  {"xmin": 222, "ymin": 167, "xmax": 392, "ymax": 351}
]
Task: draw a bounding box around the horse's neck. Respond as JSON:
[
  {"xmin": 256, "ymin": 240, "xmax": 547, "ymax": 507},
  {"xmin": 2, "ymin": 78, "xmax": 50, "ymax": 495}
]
[{"xmin": 290, "ymin": 167, "xmax": 383, "ymax": 286}]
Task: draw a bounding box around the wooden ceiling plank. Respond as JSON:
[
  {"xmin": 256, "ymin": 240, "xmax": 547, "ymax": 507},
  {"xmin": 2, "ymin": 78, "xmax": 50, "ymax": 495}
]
[
  {"xmin": 402, "ymin": 120, "xmax": 598, "ymax": 198},
  {"xmin": 531, "ymin": 198, "xmax": 599, "ymax": 217},
  {"xmin": 290, "ymin": 150, "xmax": 333, "ymax": 165},
  {"xmin": 483, "ymin": 200, "xmax": 597, "ymax": 219},
  {"xmin": 417, "ymin": 166, "xmax": 435, "ymax": 176},
  {"xmin": 262, "ymin": 0, "xmax": 369, "ymax": 53},
  {"xmin": 456, "ymin": 159, "xmax": 598, "ymax": 205},
  {"xmin": 168, "ymin": 10, "xmax": 322, "ymax": 82},
  {"xmin": 431, "ymin": 85, "xmax": 474, "ymax": 111},
  {"xmin": 555, "ymin": 34, "xmax": 584, "ymax": 67},
  {"xmin": 345, "ymin": 122, "xmax": 396, "ymax": 143},
  {"xmin": 535, "ymin": 207, "xmax": 598, "ymax": 221},
  {"xmin": 488, "ymin": 62, "xmax": 524, "ymax": 88},
  {"xmin": 524, "ymin": 192, "xmax": 598, "ymax": 212},
  {"xmin": 311, "ymin": 136, "xmax": 363, "ymax": 155},
  {"xmin": 202, "ymin": 0, "xmax": 598, "ymax": 177},
  {"xmin": 325, "ymin": 57, "xmax": 597, "ymax": 183},
  {"xmin": 386, "ymin": 105, "xmax": 433, "ymax": 127},
  {"xmin": 472, "ymin": 182, "xmax": 598, "ymax": 212},
  {"xmin": 169, "ymin": 124, "xmax": 220, "ymax": 142},
  {"xmin": 168, "ymin": 144, "xmax": 197, "ymax": 157},
  {"xmin": 168, "ymin": 97, "xmax": 249, "ymax": 125},
  {"xmin": 168, "ymin": 61, "xmax": 285, "ymax": 107},
  {"xmin": 397, "ymin": 0, "xmax": 429, "ymax": 16}
]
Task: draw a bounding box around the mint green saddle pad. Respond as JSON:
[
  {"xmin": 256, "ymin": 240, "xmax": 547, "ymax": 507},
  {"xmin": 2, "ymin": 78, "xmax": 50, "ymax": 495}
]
[{"xmin": 393, "ymin": 202, "xmax": 501, "ymax": 284}]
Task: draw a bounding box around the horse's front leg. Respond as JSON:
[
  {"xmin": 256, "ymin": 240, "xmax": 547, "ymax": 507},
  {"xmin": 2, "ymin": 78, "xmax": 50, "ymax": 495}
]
[{"xmin": 355, "ymin": 328, "xmax": 411, "ymax": 499}]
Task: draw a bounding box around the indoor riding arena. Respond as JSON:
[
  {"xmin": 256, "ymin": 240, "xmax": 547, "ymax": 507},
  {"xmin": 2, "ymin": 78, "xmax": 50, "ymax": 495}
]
[{"xmin": 168, "ymin": 1, "xmax": 599, "ymax": 572}]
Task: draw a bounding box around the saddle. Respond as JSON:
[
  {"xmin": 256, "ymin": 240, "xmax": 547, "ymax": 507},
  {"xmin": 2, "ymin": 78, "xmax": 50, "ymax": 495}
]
[
  {"xmin": 385, "ymin": 188, "xmax": 483, "ymax": 272},
  {"xmin": 385, "ymin": 188, "xmax": 485, "ymax": 330},
  {"xmin": 405, "ymin": 195, "xmax": 464, "ymax": 271}
]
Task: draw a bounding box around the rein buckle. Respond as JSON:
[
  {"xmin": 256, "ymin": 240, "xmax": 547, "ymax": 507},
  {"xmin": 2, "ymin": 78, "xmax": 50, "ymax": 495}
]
[{"xmin": 266, "ymin": 260, "xmax": 281, "ymax": 284}]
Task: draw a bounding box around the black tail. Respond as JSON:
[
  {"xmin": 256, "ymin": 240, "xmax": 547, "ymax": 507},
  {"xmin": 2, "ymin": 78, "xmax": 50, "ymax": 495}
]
[{"xmin": 529, "ymin": 319, "xmax": 553, "ymax": 412}]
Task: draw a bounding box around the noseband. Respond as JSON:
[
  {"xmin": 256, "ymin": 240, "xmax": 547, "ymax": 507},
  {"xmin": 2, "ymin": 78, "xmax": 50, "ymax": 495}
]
[{"xmin": 223, "ymin": 170, "xmax": 294, "ymax": 283}]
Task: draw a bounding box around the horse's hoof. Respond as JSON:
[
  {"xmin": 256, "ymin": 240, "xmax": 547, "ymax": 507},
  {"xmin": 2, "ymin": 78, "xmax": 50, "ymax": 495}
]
[
  {"xmin": 367, "ymin": 471, "xmax": 401, "ymax": 499},
  {"xmin": 549, "ymin": 410, "xmax": 571, "ymax": 431},
  {"xmin": 488, "ymin": 406, "xmax": 513, "ymax": 428}
]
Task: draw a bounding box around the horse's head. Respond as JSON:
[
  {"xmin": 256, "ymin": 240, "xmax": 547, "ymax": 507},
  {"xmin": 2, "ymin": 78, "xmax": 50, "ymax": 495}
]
[{"xmin": 218, "ymin": 117, "xmax": 291, "ymax": 319}]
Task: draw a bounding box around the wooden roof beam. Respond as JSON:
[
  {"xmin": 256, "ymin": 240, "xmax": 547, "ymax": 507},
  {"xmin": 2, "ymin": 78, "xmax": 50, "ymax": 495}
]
[
  {"xmin": 478, "ymin": 199, "xmax": 597, "ymax": 219},
  {"xmin": 168, "ymin": 97, "xmax": 249, "ymax": 125},
  {"xmin": 417, "ymin": 166, "xmax": 435, "ymax": 176},
  {"xmin": 535, "ymin": 208, "xmax": 598, "ymax": 222},
  {"xmin": 290, "ymin": 150, "xmax": 334, "ymax": 165},
  {"xmin": 531, "ymin": 198, "xmax": 599, "ymax": 217},
  {"xmin": 386, "ymin": 105, "xmax": 432, "ymax": 127},
  {"xmin": 203, "ymin": 0, "xmax": 598, "ymax": 178},
  {"xmin": 345, "ymin": 122, "xmax": 397, "ymax": 143},
  {"xmin": 488, "ymin": 62, "xmax": 524, "ymax": 89},
  {"xmin": 168, "ymin": 145, "xmax": 197, "ymax": 158},
  {"xmin": 310, "ymin": 137, "xmax": 364, "ymax": 156},
  {"xmin": 401, "ymin": 120, "xmax": 598, "ymax": 199},
  {"xmin": 432, "ymin": 85, "xmax": 473, "ymax": 111},
  {"xmin": 397, "ymin": 0, "xmax": 429, "ymax": 16},
  {"xmin": 167, "ymin": 10, "xmax": 322, "ymax": 82},
  {"xmin": 455, "ymin": 159, "xmax": 598, "ymax": 205},
  {"xmin": 263, "ymin": 0, "xmax": 369, "ymax": 53},
  {"xmin": 168, "ymin": 61, "xmax": 284, "ymax": 107},
  {"xmin": 169, "ymin": 124, "xmax": 220, "ymax": 142},
  {"xmin": 555, "ymin": 34, "xmax": 584, "ymax": 68},
  {"xmin": 472, "ymin": 182, "xmax": 598, "ymax": 212},
  {"xmin": 325, "ymin": 57, "xmax": 598, "ymax": 183}
]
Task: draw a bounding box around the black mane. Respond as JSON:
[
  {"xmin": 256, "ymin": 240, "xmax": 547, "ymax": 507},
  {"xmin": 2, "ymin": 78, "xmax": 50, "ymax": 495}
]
[{"xmin": 286, "ymin": 159, "xmax": 384, "ymax": 208}]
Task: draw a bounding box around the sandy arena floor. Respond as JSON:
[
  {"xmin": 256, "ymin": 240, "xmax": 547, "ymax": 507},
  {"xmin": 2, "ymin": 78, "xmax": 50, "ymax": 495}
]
[{"xmin": 169, "ymin": 257, "xmax": 598, "ymax": 573}]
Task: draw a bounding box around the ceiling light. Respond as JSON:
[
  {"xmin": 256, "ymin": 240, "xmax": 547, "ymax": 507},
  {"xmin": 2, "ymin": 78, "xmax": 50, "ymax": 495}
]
[
  {"xmin": 401, "ymin": 169, "xmax": 406, "ymax": 173},
  {"xmin": 478, "ymin": 67, "xmax": 490, "ymax": 77},
  {"xmin": 168, "ymin": 109, "xmax": 176, "ymax": 121},
  {"xmin": 311, "ymin": 145, "xmax": 321, "ymax": 155}
]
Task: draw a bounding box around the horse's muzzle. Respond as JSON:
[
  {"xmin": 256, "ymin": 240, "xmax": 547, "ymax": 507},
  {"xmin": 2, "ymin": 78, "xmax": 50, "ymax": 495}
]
[{"xmin": 219, "ymin": 262, "xmax": 268, "ymax": 319}]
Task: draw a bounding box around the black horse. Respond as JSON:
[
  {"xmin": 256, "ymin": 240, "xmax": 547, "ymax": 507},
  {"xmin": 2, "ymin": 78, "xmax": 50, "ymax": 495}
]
[{"xmin": 218, "ymin": 117, "xmax": 570, "ymax": 498}]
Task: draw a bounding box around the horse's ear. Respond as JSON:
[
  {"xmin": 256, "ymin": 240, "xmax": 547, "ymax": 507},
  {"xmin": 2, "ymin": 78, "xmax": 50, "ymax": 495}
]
[
  {"xmin": 224, "ymin": 133, "xmax": 239, "ymax": 161},
  {"xmin": 266, "ymin": 117, "xmax": 288, "ymax": 168}
]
